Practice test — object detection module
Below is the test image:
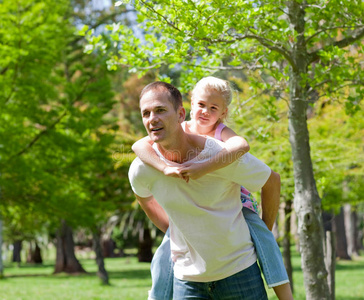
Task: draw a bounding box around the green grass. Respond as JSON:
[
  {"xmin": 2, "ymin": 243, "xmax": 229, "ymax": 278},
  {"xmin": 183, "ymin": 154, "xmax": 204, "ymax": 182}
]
[
  {"xmin": 0, "ymin": 257, "xmax": 152, "ymax": 300},
  {"xmin": 1, "ymin": 249, "xmax": 364, "ymax": 300}
]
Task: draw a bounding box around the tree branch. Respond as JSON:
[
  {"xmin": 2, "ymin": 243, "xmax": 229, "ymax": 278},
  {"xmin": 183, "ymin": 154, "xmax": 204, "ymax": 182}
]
[
  {"xmin": 139, "ymin": 0, "xmax": 181, "ymax": 32},
  {"xmin": 200, "ymin": 33, "xmax": 297, "ymax": 71},
  {"xmin": 305, "ymin": 25, "xmax": 364, "ymax": 45},
  {"xmin": 309, "ymin": 27, "xmax": 364, "ymax": 63},
  {"xmin": 181, "ymin": 61, "xmax": 264, "ymax": 71},
  {"xmin": 10, "ymin": 110, "xmax": 68, "ymax": 159},
  {"xmin": 71, "ymin": 8, "xmax": 136, "ymax": 46},
  {"xmin": 8, "ymin": 73, "xmax": 97, "ymax": 160},
  {"xmin": 309, "ymin": 79, "xmax": 364, "ymax": 101},
  {"xmin": 0, "ymin": 65, "xmax": 9, "ymax": 75}
]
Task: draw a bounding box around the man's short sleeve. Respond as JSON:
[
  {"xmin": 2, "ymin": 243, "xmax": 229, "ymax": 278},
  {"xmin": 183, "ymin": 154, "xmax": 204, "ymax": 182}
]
[
  {"xmin": 224, "ymin": 153, "xmax": 271, "ymax": 192},
  {"xmin": 128, "ymin": 158, "xmax": 153, "ymax": 198}
]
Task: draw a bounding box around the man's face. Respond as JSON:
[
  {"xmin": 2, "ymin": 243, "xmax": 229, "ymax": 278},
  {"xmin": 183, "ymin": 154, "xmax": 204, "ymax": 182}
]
[{"xmin": 140, "ymin": 89, "xmax": 185, "ymax": 145}]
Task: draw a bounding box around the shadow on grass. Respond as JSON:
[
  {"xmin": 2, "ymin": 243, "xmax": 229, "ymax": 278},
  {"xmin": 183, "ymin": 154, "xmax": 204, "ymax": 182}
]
[
  {"xmin": 4, "ymin": 263, "xmax": 55, "ymax": 269},
  {"xmin": 336, "ymin": 297, "xmax": 364, "ymax": 300},
  {"xmin": 335, "ymin": 262, "xmax": 364, "ymax": 271},
  {"xmin": 108, "ymin": 269, "xmax": 151, "ymax": 280},
  {"xmin": 4, "ymin": 269, "xmax": 151, "ymax": 281}
]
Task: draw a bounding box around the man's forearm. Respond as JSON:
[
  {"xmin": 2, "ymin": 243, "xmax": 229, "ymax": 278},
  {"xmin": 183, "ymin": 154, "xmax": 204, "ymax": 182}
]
[{"xmin": 261, "ymin": 171, "xmax": 281, "ymax": 231}]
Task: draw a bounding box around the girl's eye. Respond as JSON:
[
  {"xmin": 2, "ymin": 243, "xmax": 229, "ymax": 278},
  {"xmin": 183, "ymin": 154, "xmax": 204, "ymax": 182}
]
[{"xmin": 211, "ymin": 107, "xmax": 217, "ymax": 111}]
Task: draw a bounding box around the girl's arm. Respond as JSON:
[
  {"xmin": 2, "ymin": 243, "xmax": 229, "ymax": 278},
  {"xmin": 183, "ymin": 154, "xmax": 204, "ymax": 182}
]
[
  {"xmin": 132, "ymin": 136, "xmax": 167, "ymax": 172},
  {"xmin": 132, "ymin": 136, "xmax": 187, "ymax": 180},
  {"xmin": 180, "ymin": 127, "xmax": 250, "ymax": 180}
]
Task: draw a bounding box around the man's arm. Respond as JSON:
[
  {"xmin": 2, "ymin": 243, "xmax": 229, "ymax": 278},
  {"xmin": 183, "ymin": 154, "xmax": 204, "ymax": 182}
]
[
  {"xmin": 135, "ymin": 194, "xmax": 169, "ymax": 233},
  {"xmin": 260, "ymin": 170, "xmax": 281, "ymax": 231}
]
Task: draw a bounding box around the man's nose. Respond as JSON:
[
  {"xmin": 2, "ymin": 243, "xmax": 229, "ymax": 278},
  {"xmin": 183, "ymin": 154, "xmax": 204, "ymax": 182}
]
[{"xmin": 150, "ymin": 111, "xmax": 159, "ymax": 122}]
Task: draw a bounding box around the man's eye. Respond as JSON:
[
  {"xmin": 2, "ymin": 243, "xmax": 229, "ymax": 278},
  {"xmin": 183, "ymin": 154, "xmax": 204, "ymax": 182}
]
[{"xmin": 143, "ymin": 112, "xmax": 150, "ymax": 117}]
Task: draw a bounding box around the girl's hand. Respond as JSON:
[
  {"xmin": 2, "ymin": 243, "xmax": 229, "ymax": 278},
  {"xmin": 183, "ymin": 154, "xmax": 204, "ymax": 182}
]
[
  {"xmin": 180, "ymin": 162, "xmax": 211, "ymax": 180},
  {"xmin": 163, "ymin": 166, "xmax": 189, "ymax": 182}
]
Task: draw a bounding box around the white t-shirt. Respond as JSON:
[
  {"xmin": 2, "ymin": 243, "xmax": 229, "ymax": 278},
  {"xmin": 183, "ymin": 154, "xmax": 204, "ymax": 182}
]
[{"xmin": 128, "ymin": 137, "xmax": 271, "ymax": 282}]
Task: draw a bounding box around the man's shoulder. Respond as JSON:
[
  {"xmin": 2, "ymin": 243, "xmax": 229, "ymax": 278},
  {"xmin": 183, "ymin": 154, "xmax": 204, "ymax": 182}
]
[
  {"xmin": 129, "ymin": 157, "xmax": 144, "ymax": 171},
  {"xmin": 129, "ymin": 157, "xmax": 154, "ymax": 178},
  {"xmin": 128, "ymin": 157, "xmax": 157, "ymax": 198}
]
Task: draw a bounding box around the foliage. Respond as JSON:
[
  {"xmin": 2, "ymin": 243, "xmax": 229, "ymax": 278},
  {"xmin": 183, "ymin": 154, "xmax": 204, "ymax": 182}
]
[
  {"xmin": 0, "ymin": 0, "xmax": 134, "ymax": 244},
  {"xmin": 309, "ymin": 100, "xmax": 364, "ymax": 211},
  {"xmin": 230, "ymin": 76, "xmax": 363, "ymax": 211},
  {"xmin": 87, "ymin": 0, "xmax": 363, "ymax": 107}
]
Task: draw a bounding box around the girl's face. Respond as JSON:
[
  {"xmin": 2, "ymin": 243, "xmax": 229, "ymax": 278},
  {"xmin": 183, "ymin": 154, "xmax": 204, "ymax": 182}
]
[{"xmin": 191, "ymin": 88, "xmax": 227, "ymax": 128}]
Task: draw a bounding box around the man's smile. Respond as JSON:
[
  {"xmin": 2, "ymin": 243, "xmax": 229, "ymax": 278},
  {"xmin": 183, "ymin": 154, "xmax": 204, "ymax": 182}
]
[{"xmin": 151, "ymin": 127, "xmax": 163, "ymax": 132}]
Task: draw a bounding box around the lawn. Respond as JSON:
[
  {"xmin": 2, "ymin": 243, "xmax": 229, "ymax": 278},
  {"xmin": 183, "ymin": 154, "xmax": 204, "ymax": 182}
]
[{"xmin": 1, "ymin": 249, "xmax": 363, "ymax": 300}]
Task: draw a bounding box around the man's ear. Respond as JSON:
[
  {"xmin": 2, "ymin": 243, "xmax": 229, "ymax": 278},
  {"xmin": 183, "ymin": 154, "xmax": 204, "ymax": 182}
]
[{"xmin": 177, "ymin": 106, "xmax": 186, "ymax": 123}]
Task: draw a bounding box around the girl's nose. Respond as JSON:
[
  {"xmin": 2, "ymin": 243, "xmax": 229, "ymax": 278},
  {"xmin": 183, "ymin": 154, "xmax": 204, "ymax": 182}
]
[{"xmin": 202, "ymin": 108, "xmax": 209, "ymax": 115}]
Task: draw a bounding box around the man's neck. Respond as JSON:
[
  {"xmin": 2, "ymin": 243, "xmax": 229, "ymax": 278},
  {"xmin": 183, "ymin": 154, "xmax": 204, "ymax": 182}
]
[{"xmin": 156, "ymin": 133, "xmax": 206, "ymax": 163}]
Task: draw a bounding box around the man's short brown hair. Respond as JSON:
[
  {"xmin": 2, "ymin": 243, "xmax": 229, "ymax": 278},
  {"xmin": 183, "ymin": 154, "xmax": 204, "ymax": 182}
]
[{"xmin": 140, "ymin": 81, "xmax": 183, "ymax": 111}]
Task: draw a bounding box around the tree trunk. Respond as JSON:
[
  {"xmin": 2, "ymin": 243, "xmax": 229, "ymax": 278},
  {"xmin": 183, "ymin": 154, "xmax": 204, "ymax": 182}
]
[
  {"xmin": 288, "ymin": 65, "xmax": 329, "ymax": 299},
  {"xmin": 356, "ymin": 212, "xmax": 364, "ymax": 251},
  {"xmin": 54, "ymin": 220, "xmax": 86, "ymax": 274},
  {"xmin": 282, "ymin": 199, "xmax": 294, "ymax": 293},
  {"xmin": 33, "ymin": 243, "xmax": 43, "ymax": 264},
  {"xmin": 92, "ymin": 231, "xmax": 109, "ymax": 285},
  {"xmin": 27, "ymin": 241, "xmax": 43, "ymax": 264},
  {"xmin": 334, "ymin": 207, "xmax": 351, "ymax": 260},
  {"xmin": 0, "ymin": 217, "xmax": 3, "ymax": 279},
  {"xmin": 102, "ymin": 238, "xmax": 116, "ymax": 258},
  {"xmin": 286, "ymin": 4, "xmax": 330, "ymax": 298},
  {"xmin": 325, "ymin": 230, "xmax": 336, "ymax": 300},
  {"xmin": 344, "ymin": 204, "xmax": 359, "ymax": 257},
  {"xmin": 12, "ymin": 240, "xmax": 22, "ymax": 265},
  {"xmin": 138, "ymin": 225, "xmax": 153, "ymax": 263},
  {"xmin": 322, "ymin": 211, "xmax": 335, "ymax": 300}
]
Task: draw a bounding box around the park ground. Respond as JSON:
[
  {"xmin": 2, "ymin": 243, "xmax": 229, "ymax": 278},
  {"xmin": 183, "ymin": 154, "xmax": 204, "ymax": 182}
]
[{"xmin": 1, "ymin": 247, "xmax": 364, "ymax": 300}]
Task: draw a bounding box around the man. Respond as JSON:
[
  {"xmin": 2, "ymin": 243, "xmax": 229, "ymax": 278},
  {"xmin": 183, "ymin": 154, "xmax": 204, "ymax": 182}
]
[{"xmin": 128, "ymin": 82, "xmax": 280, "ymax": 299}]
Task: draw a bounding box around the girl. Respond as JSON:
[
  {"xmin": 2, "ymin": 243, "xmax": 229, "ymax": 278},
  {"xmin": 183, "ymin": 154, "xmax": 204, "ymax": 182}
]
[{"xmin": 132, "ymin": 77, "xmax": 293, "ymax": 300}]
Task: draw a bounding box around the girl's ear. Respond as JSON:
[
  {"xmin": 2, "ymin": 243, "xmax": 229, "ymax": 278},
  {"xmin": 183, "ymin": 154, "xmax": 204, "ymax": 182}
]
[
  {"xmin": 222, "ymin": 107, "xmax": 228, "ymax": 117},
  {"xmin": 219, "ymin": 107, "xmax": 228, "ymax": 121}
]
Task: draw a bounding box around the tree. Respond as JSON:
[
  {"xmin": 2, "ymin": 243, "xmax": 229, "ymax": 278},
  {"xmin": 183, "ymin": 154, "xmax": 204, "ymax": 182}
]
[
  {"xmin": 0, "ymin": 0, "xmax": 71, "ymax": 276},
  {"xmin": 0, "ymin": 0, "xmax": 129, "ymax": 279},
  {"xmin": 54, "ymin": 220, "xmax": 86, "ymax": 274},
  {"xmin": 89, "ymin": 1, "xmax": 364, "ymax": 297},
  {"xmin": 0, "ymin": 216, "xmax": 3, "ymax": 278}
]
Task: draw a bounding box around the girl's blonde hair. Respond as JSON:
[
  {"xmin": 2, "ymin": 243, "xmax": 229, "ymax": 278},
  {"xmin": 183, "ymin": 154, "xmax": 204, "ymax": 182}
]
[{"xmin": 191, "ymin": 76, "xmax": 233, "ymax": 107}]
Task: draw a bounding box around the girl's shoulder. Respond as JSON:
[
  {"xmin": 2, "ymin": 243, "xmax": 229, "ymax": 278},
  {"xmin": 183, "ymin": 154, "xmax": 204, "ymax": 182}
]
[{"xmin": 214, "ymin": 122, "xmax": 227, "ymax": 140}]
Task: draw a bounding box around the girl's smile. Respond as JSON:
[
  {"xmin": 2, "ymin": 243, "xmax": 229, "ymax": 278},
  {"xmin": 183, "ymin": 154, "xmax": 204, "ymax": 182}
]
[{"xmin": 191, "ymin": 88, "xmax": 227, "ymax": 132}]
